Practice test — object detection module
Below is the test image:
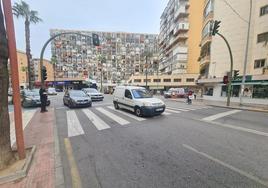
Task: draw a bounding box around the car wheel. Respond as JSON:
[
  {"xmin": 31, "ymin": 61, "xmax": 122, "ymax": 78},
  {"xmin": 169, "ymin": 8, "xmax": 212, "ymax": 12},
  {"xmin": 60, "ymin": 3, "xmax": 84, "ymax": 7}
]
[
  {"xmin": 68, "ymin": 101, "xmax": 73, "ymax": 108},
  {"xmin": 89, "ymin": 102, "xmax": 92, "ymax": 107},
  {"xmin": 114, "ymin": 102, "xmax": 119, "ymax": 110},
  {"xmin": 135, "ymin": 107, "xmax": 142, "ymax": 117}
]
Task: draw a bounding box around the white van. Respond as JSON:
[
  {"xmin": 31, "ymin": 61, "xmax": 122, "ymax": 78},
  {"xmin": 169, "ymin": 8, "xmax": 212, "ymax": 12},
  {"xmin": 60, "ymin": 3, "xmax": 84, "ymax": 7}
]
[{"xmin": 113, "ymin": 86, "xmax": 165, "ymax": 117}]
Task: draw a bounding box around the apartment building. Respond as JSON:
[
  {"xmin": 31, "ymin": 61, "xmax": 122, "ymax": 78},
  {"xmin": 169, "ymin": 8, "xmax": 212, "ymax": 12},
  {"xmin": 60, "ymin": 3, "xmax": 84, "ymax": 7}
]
[
  {"xmin": 50, "ymin": 29, "xmax": 158, "ymax": 86},
  {"xmin": 198, "ymin": 0, "xmax": 268, "ymax": 104},
  {"xmin": 129, "ymin": 0, "xmax": 203, "ymax": 92},
  {"xmin": 158, "ymin": 0, "xmax": 190, "ymax": 75}
]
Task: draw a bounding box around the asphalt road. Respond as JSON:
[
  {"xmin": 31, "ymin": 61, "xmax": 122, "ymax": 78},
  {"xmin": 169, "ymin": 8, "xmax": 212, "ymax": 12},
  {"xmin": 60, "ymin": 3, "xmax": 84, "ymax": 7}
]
[{"xmin": 53, "ymin": 93, "xmax": 268, "ymax": 188}]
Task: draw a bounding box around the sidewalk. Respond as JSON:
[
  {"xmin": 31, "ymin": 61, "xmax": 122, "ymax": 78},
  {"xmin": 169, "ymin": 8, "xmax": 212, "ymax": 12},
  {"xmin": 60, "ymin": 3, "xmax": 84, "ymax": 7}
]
[
  {"xmin": 1, "ymin": 108, "xmax": 56, "ymax": 188},
  {"xmin": 166, "ymin": 97, "xmax": 268, "ymax": 112}
]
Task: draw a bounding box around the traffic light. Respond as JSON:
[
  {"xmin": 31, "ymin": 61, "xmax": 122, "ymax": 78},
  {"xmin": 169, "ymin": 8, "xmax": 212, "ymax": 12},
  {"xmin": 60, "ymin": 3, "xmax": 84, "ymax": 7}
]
[
  {"xmin": 223, "ymin": 75, "xmax": 228, "ymax": 84},
  {"xmin": 233, "ymin": 70, "xmax": 239, "ymax": 80},
  {"xmin": 211, "ymin": 20, "xmax": 221, "ymax": 36},
  {"xmin": 42, "ymin": 66, "xmax": 47, "ymax": 81},
  {"xmin": 92, "ymin": 33, "xmax": 100, "ymax": 46}
]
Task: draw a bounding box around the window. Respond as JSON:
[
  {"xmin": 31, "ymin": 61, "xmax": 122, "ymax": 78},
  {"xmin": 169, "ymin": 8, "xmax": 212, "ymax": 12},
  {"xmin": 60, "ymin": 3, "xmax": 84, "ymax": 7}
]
[
  {"xmin": 257, "ymin": 32, "xmax": 268, "ymax": 43},
  {"xmin": 124, "ymin": 89, "xmax": 132, "ymax": 99},
  {"xmin": 254, "ymin": 59, "xmax": 266, "ymax": 69},
  {"xmin": 202, "ymin": 21, "xmax": 213, "ymax": 38},
  {"xmin": 186, "ymin": 78, "xmax": 195, "ymax": 82},
  {"xmin": 163, "ymin": 79, "xmax": 171, "ymax": 82},
  {"xmin": 260, "ymin": 5, "xmax": 268, "ymax": 16},
  {"xmin": 143, "ymin": 79, "xmax": 151, "ymax": 83},
  {"xmin": 204, "ymin": 0, "xmax": 214, "ymax": 18},
  {"xmin": 153, "ymin": 79, "xmax": 161, "ymax": 82},
  {"xmin": 174, "ymin": 78, "xmax": 181, "ymax": 82},
  {"xmin": 134, "ymin": 79, "xmax": 141, "ymax": 83}
]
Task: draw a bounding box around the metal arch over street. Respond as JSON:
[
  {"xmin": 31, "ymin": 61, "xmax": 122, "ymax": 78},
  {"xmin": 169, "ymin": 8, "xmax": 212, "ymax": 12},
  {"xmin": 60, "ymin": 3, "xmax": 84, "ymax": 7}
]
[{"xmin": 39, "ymin": 32, "xmax": 97, "ymax": 87}]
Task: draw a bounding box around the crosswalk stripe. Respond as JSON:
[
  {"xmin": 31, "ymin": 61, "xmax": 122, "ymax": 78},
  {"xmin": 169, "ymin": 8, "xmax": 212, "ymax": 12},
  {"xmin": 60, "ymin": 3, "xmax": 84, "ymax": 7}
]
[
  {"xmin": 107, "ymin": 106, "xmax": 146, "ymax": 121},
  {"xmin": 82, "ymin": 109, "xmax": 111, "ymax": 130},
  {"xmin": 163, "ymin": 112, "xmax": 171, "ymax": 115},
  {"xmin": 96, "ymin": 107, "xmax": 130, "ymax": 125},
  {"xmin": 165, "ymin": 109, "xmax": 181, "ymax": 114},
  {"xmin": 67, "ymin": 111, "xmax": 85, "ymax": 137},
  {"xmin": 166, "ymin": 107, "xmax": 189, "ymax": 112}
]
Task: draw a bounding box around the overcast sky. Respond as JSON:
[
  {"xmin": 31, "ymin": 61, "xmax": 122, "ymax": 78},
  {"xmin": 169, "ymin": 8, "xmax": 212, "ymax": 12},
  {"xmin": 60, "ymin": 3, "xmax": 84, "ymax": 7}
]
[{"xmin": 11, "ymin": 0, "xmax": 168, "ymax": 59}]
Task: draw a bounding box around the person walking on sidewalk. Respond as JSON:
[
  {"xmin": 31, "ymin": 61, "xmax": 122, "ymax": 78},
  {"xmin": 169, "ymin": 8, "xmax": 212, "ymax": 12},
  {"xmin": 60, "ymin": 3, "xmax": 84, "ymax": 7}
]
[{"xmin": 39, "ymin": 86, "xmax": 48, "ymax": 112}]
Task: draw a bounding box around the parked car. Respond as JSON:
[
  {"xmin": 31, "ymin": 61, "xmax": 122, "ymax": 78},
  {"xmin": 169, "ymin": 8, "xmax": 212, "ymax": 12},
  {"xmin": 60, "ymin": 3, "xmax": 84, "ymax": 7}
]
[
  {"xmin": 47, "ymin": 87, "xmax": 57, "ymax": 95},
  {"xmin": 82, "ymin": 88, "xmax": 104, "ymax": 101},
  {"xmin": 55, "ymin": 88, "xmax": 63, "ymax": 92},
  {"xmin": 113, "ymin": 86, "xmax": 165, "ymax": 117},
  {"xmin": 21, "ymin": 89, "xmax": 50, "ymax": 108},
  {"xmin": 164, "ymin": 88, "xmax": 186, "ymax": 98},
  {"xmin": 63, "ymin": 90, "xmax": 92, "ymax": 108}
]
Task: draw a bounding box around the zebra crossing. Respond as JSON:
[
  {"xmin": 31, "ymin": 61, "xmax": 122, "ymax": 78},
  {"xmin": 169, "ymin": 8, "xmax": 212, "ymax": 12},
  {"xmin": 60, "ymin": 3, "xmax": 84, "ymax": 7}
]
[{"xmin": 65, "ymin": 104, "xmax": 212, "ymax": 138}]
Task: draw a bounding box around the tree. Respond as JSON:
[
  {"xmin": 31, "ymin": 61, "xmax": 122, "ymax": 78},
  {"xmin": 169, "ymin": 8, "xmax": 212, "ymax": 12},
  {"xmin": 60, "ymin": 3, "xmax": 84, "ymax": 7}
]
[
  {"xmin": 0, "ymin": 1, "xmax": 15, "ymax": 170},
  {"xmin": 12, "ymin": 1, "xmax": 42, "ymax": 89}
]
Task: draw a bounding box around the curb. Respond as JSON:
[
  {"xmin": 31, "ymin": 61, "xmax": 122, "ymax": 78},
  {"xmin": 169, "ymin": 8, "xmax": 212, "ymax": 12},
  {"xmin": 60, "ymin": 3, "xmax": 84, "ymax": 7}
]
[
  {"xmin": 53, "ymin": 108, "xmax": 65, "ymax": 188},
  {"xmin": 0, "ymin": 146, "xmax": 36, "ymax": 185},
  {"xmin": 207, "ymin": 104, "xmax": 268, "ymax": 113}
]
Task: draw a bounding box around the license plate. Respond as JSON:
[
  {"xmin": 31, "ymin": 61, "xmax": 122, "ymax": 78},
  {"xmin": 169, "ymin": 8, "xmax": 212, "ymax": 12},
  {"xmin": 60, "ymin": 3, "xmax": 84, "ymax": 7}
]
[{"xmin": 156, "ymin": 108, "xmax": 163, "ymax": 112}]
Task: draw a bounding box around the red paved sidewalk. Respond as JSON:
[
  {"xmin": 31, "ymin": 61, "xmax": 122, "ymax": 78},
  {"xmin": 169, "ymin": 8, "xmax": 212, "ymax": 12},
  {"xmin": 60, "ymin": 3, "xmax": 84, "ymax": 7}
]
[{"xmin": 1, "ymin": 108, "xmax": 55, "ymax": 188}]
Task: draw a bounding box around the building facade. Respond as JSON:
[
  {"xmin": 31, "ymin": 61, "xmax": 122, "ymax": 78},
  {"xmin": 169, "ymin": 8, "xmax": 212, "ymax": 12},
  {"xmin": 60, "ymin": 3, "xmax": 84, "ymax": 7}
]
[
  {"xmin": 158, "ymin": 0, "xmax": 190, "ymax": 75},
  {"xmin": 50, "ymin": 29, "xmax": 158, "ymax": 85},
  {"xmin": 198, "ymin": 0, "xmax": 268, "ymax": 104},
  {"xmin": 16, "ymin": 50, "xmax": 28, "ymax": 88}
]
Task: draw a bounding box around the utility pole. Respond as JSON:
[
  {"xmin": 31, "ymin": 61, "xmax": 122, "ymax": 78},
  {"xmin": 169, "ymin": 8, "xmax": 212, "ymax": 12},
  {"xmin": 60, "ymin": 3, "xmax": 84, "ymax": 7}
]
[{"xmin": 240, "ymin": 0, "xmax": 252, "ymax": 105}]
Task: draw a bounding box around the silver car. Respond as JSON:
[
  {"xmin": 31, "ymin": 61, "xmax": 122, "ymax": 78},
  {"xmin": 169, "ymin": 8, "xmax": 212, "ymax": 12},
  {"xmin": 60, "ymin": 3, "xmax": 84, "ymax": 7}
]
[{"xmin": 82, "ymin": 88, "xmax": 104, "ymax": 101}]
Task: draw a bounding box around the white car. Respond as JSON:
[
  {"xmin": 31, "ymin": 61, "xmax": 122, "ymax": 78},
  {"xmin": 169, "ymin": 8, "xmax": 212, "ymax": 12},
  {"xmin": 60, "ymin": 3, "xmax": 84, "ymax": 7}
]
[
  {"xmin": 82, "ymin": 88, "xmax": 104, "ymax": 101},
  {"xmin": 47, "ymin": 87, "xmax": 57, "ymax": 95},
  {"xmin": 113, "ymin": 86, "xmax": 165, "ymax": 117}
]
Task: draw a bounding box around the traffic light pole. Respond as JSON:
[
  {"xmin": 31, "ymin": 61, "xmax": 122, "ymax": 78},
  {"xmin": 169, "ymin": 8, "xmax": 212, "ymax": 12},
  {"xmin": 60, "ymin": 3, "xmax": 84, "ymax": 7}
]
[{"xmin": 216, "ymin": 33, "xmax": 233, "ymax": 106}]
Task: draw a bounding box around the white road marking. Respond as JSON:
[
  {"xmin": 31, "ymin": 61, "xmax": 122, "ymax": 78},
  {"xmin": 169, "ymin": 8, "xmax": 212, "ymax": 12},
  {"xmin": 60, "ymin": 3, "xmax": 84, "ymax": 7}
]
[
  {"xmin": 163, "ymin": 112, "xmax": 171, "ymax": 115},
  {"xmin": 166, "ymin": 107, "xmax": 189, "ymax": 112},
  {"xmin": 92, "ymin": 102, "xmax": 113, "ymax": 107},
  {"xmin": 107, "ymin": 106, "xmax": 146, "ymax": 121},
  {"xmin": 165, "ymin": 109, "xmax": 181, "ymax": 114},
  {"xmin": 56, "ymin": 106, "xmax": 68, "ymax": 110},
  {"xmin": 67, "ymin": 111, "xmax": 85, "ymax": 137},
  {"xmin": 202, "ymin": 120, "xmax": 268, "ymax": 137},
  {"xmin": 82, "ymin": 109, "xmax": 110, "ymax": 130},
  {"xmin": 202, "ymin": 110, "xmax": 241, "ymax": 121},
  {"xmin": 96, "ymin": 107, "xmax": 130, "ymax": 125},
  {"xmin": 183, "ymin": 144, "xmax": 268, "ymax": 187}
]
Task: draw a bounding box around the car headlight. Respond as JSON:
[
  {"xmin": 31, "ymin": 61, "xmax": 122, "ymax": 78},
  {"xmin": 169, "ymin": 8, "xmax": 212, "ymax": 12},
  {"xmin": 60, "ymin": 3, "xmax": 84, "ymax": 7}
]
[
  {"xmin": 143, "ymin": 102, "xmax": 153, "ymax": 107},
  {"xmin": 25, "ymin": 97, "xmax": 33, "ymax": 101}
]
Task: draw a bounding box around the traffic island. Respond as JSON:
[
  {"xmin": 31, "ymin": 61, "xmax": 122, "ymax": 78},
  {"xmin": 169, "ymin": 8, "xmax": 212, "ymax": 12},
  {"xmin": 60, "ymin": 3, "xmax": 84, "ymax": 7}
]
[{"xmin": 0, "ymin": 146, "xmax": 36, "ymax": 185}]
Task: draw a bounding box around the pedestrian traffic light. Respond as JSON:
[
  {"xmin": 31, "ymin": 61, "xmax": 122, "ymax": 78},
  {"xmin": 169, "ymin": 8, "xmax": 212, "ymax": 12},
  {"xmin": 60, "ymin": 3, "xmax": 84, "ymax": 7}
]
[
  {"xmin": 92, "ymin": 33, "xmax": 100, "ymax": 46},
  {"xmin": 223, "ymin": 75, "xmax": 228, "ymax": 84},
  {"xmin": 211, "ymin": 20, "xmax": 221, "ymax": 36},
  {"xmin": 233, "ymin": 70, "xmax": 239, "ymax": 80},
  {"xmin": 42, "ymin": 66, "xmax": 47, "ymax": 81}
]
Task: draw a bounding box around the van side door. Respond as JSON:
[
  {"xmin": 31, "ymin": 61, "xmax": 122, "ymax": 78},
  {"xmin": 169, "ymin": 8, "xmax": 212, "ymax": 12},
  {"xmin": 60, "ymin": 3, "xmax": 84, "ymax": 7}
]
[{"xmin": 123, "ymin": 89, "xmax": 135, "ymax": 112}]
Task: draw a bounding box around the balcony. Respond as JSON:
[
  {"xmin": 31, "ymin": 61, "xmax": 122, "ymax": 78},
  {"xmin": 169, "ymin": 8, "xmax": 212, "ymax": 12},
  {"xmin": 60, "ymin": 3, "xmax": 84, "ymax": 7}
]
[
  {"xmin": 174, "ymin": 6, "xmax": 189, "ymax": 20},
  {"xmin": 200, "ymin": 55, "xmax": 210, "ymax": 67},
  {"xmin": 174, "ymin": 23, "xmax": 189, "ymax": 35}
]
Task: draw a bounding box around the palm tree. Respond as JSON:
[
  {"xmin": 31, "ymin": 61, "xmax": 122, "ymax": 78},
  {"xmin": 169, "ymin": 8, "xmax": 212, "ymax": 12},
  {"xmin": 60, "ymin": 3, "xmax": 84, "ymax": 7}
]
[
  {"xmin": 13, "ymin": 1, "xmax": 42, "ymax": 89},
  {"xmin": 0, "ymin": 1, "xmax": 15, "ymax": 170}
]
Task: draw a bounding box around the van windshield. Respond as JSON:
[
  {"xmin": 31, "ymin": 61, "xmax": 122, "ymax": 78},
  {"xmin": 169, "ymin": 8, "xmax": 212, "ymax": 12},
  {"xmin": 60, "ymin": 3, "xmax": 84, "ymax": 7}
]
[{"xmin": 132, "ymin": 89, "xmax": 152, "ymax": 99}]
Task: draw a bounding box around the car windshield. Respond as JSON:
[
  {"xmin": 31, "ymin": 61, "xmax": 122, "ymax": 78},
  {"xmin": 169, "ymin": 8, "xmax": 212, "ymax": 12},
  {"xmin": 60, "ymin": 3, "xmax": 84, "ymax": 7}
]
[
  {"xmin": 25, "ymin": 90, "xmax": 39, "ymax": 96},
  {"xmin": 48, "ymin": 88, "xmax": 56, "ymax": 91},
  {"xmin": 70, "ymin": 91, "xmax": 87, "ymax": 97},
  {"xmin": 84, "ymin": 88, "xmax": 98, "ymax": 93},
  {"xmin": 132, "ymin": 89, "xmax": 152, "ymax": 99}
]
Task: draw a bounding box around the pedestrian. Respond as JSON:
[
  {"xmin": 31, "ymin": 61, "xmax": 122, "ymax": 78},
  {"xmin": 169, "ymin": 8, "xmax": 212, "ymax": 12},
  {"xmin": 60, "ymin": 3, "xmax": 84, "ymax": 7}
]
[
  {"xmin": 39, "ymin": 86, "xmax": 48, "ymax": 113},
  {"xmin": 187, "ymin": 90, "xmax": 193, "ymax": 104}
]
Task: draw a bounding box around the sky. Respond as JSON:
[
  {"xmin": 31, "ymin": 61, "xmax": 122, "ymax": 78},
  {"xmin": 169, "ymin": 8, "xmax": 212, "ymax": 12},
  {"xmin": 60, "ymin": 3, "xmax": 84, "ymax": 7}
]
[{"xmin": 11, "ymin": 0, "xmax": 168, "ymax": 59}]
